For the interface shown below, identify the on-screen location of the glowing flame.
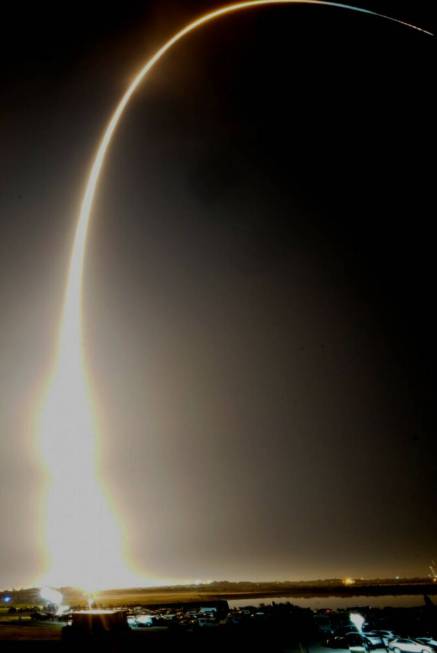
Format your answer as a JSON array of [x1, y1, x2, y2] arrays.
[[35, 1, 431, 592], [36, 319, 139, 589]]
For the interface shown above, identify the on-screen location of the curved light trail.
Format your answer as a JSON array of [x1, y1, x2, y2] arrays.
[[36, 1, 432, 591]]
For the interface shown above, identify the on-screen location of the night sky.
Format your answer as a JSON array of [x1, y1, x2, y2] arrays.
[[0, 1, 435, 589]]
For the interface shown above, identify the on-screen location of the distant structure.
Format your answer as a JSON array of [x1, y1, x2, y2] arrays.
[[429, 561, 437, 582], [62, 609, 128, 641]]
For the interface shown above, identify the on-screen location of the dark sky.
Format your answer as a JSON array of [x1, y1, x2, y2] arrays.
[[0, 1, 435, 588]]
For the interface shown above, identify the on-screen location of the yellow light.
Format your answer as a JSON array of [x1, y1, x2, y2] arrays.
[[343, 577, 356, 585], [35, 1, 431, 592]]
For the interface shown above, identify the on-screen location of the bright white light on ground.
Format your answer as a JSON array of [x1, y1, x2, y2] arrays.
[[39, 587, 71, 616], [350, 612, 365, 633], [136, 615, 154, 626], [40, 586, 63, 606]]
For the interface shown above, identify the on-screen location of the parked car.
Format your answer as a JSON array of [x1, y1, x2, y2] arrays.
[[363, 631, 386, 649], [342, 631, 366, 640], [346, 634, 371, 653], [388, 638, 434, 653], [372, 630, 397, 646], [326, 636, 350, 648], [415, 639, 437, 651], [325, 634, 370, 651]]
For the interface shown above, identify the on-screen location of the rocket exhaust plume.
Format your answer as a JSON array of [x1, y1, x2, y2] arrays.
[[35, 1, 432, 591]]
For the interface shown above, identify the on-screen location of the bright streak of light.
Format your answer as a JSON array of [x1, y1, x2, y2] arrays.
[[35, 1, 432, 592], [350, 612, 365, 633], [66, 1, 433, 351]]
